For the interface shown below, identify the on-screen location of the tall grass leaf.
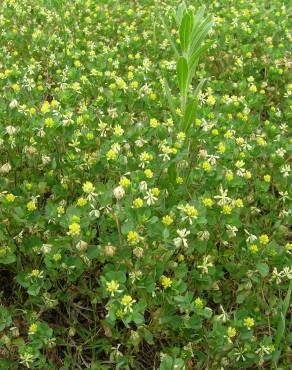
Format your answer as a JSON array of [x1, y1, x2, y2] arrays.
[[177, 56, 189, 96], [181, 100, 196, 132], [179, 12, 194, 54], [175, 2, 187, 26], [163, 78, 177, 119], [189, 18, 213, 57]]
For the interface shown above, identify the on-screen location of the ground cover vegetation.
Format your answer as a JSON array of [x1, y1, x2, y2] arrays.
[[0, 0, 291, 369]]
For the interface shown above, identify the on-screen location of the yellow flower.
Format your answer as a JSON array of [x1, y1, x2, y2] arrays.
[[249, 244, 258, 253], [82, 181, 94, 194], [28, 323, 38, 335], [177, 132, 186, 141], [53, 253, 61, 262], [202, 161, 212, 172], [77, 197, 87, 207], [6, 193, 16, 202], [130, 81, 138, 89], [68, 223, 81, 236], [160, 276, 172, 289], [207, 95, 216, 106], [212, 129, 219, 136], [235, 198, 243, 208], [162, 215, 173, 226], [133, 198, 143, 208], [127, 231, 139, 245], [116, 309, 125, 318], [225, 171, 233, 181], [26, 201, 37, 212], [119, 176, 131, 188], [264, 175, 271, 182], [113, 125, 124, 136], [44, 117, 54, 127], [259, 234, 269, 245], [176, 176, 183, 184], [177, 254, 185, 262], [227, 326, 236, 338], [202, 198, 214, 207], [244, 317, 255, 329], [106, 280, 120, 296], [217, 142, 226, 154], [185, 204, 198, 218], [149, 118, 159, 128], [249, 84, 257, 93], [121, 295, 135, 311], [244, 170, 252, 179], [57, 206, 65, 215], [144, 169, 153, 178], [12, 83, 20, 92], [194, 297, 204, 308], [30, 269, 42, 278], [257, 137, 266, 146], [151, 187, 160, 196], [106, 149, 118, 160], [41, 101, 50, 114], [222, 204, 232, 215], [117, 78, 127, 89]]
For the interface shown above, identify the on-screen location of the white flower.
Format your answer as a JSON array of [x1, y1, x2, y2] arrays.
[[113, 185, 125, 200], [280, 164, 290, 177], [197, 255, 213, 274], [207, 154, 219, 165], [197, 230, 210, 241], [214, 185, 231, 206], [244, 229, 257, 243], [6, 126, 17, 135], [139, 181, 148, 191], [226, 225, 238, 238], [9, 99, 18, 108], [0, 162, 12, 174], [173, 229, 190, 248], [144, 190, 157, 205]]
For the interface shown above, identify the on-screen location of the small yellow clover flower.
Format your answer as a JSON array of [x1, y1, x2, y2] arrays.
[[160, 276, 173, 289], [244, 317, 255, 329], [68, 223, 81, 236], [82, 181, 94, 194]]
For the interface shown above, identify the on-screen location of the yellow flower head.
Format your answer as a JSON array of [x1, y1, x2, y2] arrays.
[[127, 231, 139, 245], [119, 176, 131, 188], [222, 204, 232, 215], [160, 276, 172, 289], [68, 223, 81, 236], [133, 198, 143, 208], [259, 234, 269, 245], [28, 323, 38, 335], [162, 215, 173, 226], [26, 201, 37, 212], [227, 326, 236, 338], [202, 198, 214, 207], [6, 193, 16, 202], [244, 317, 255, 329], [82, 181, 94, 194], [106, 280, 120, 296]]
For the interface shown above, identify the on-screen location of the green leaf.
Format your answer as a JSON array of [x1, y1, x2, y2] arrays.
[[177, 56, 189, 96], [181, 100, 196, 132], [256, 262, 269, 277], [162, 77, 177, 119], [179, 11, 194, 54], [175, 2, 187, 26], [189, 17, 213, 57]]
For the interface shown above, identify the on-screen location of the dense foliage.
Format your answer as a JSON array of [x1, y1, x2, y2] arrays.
[[0, 0, 291, 369]]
